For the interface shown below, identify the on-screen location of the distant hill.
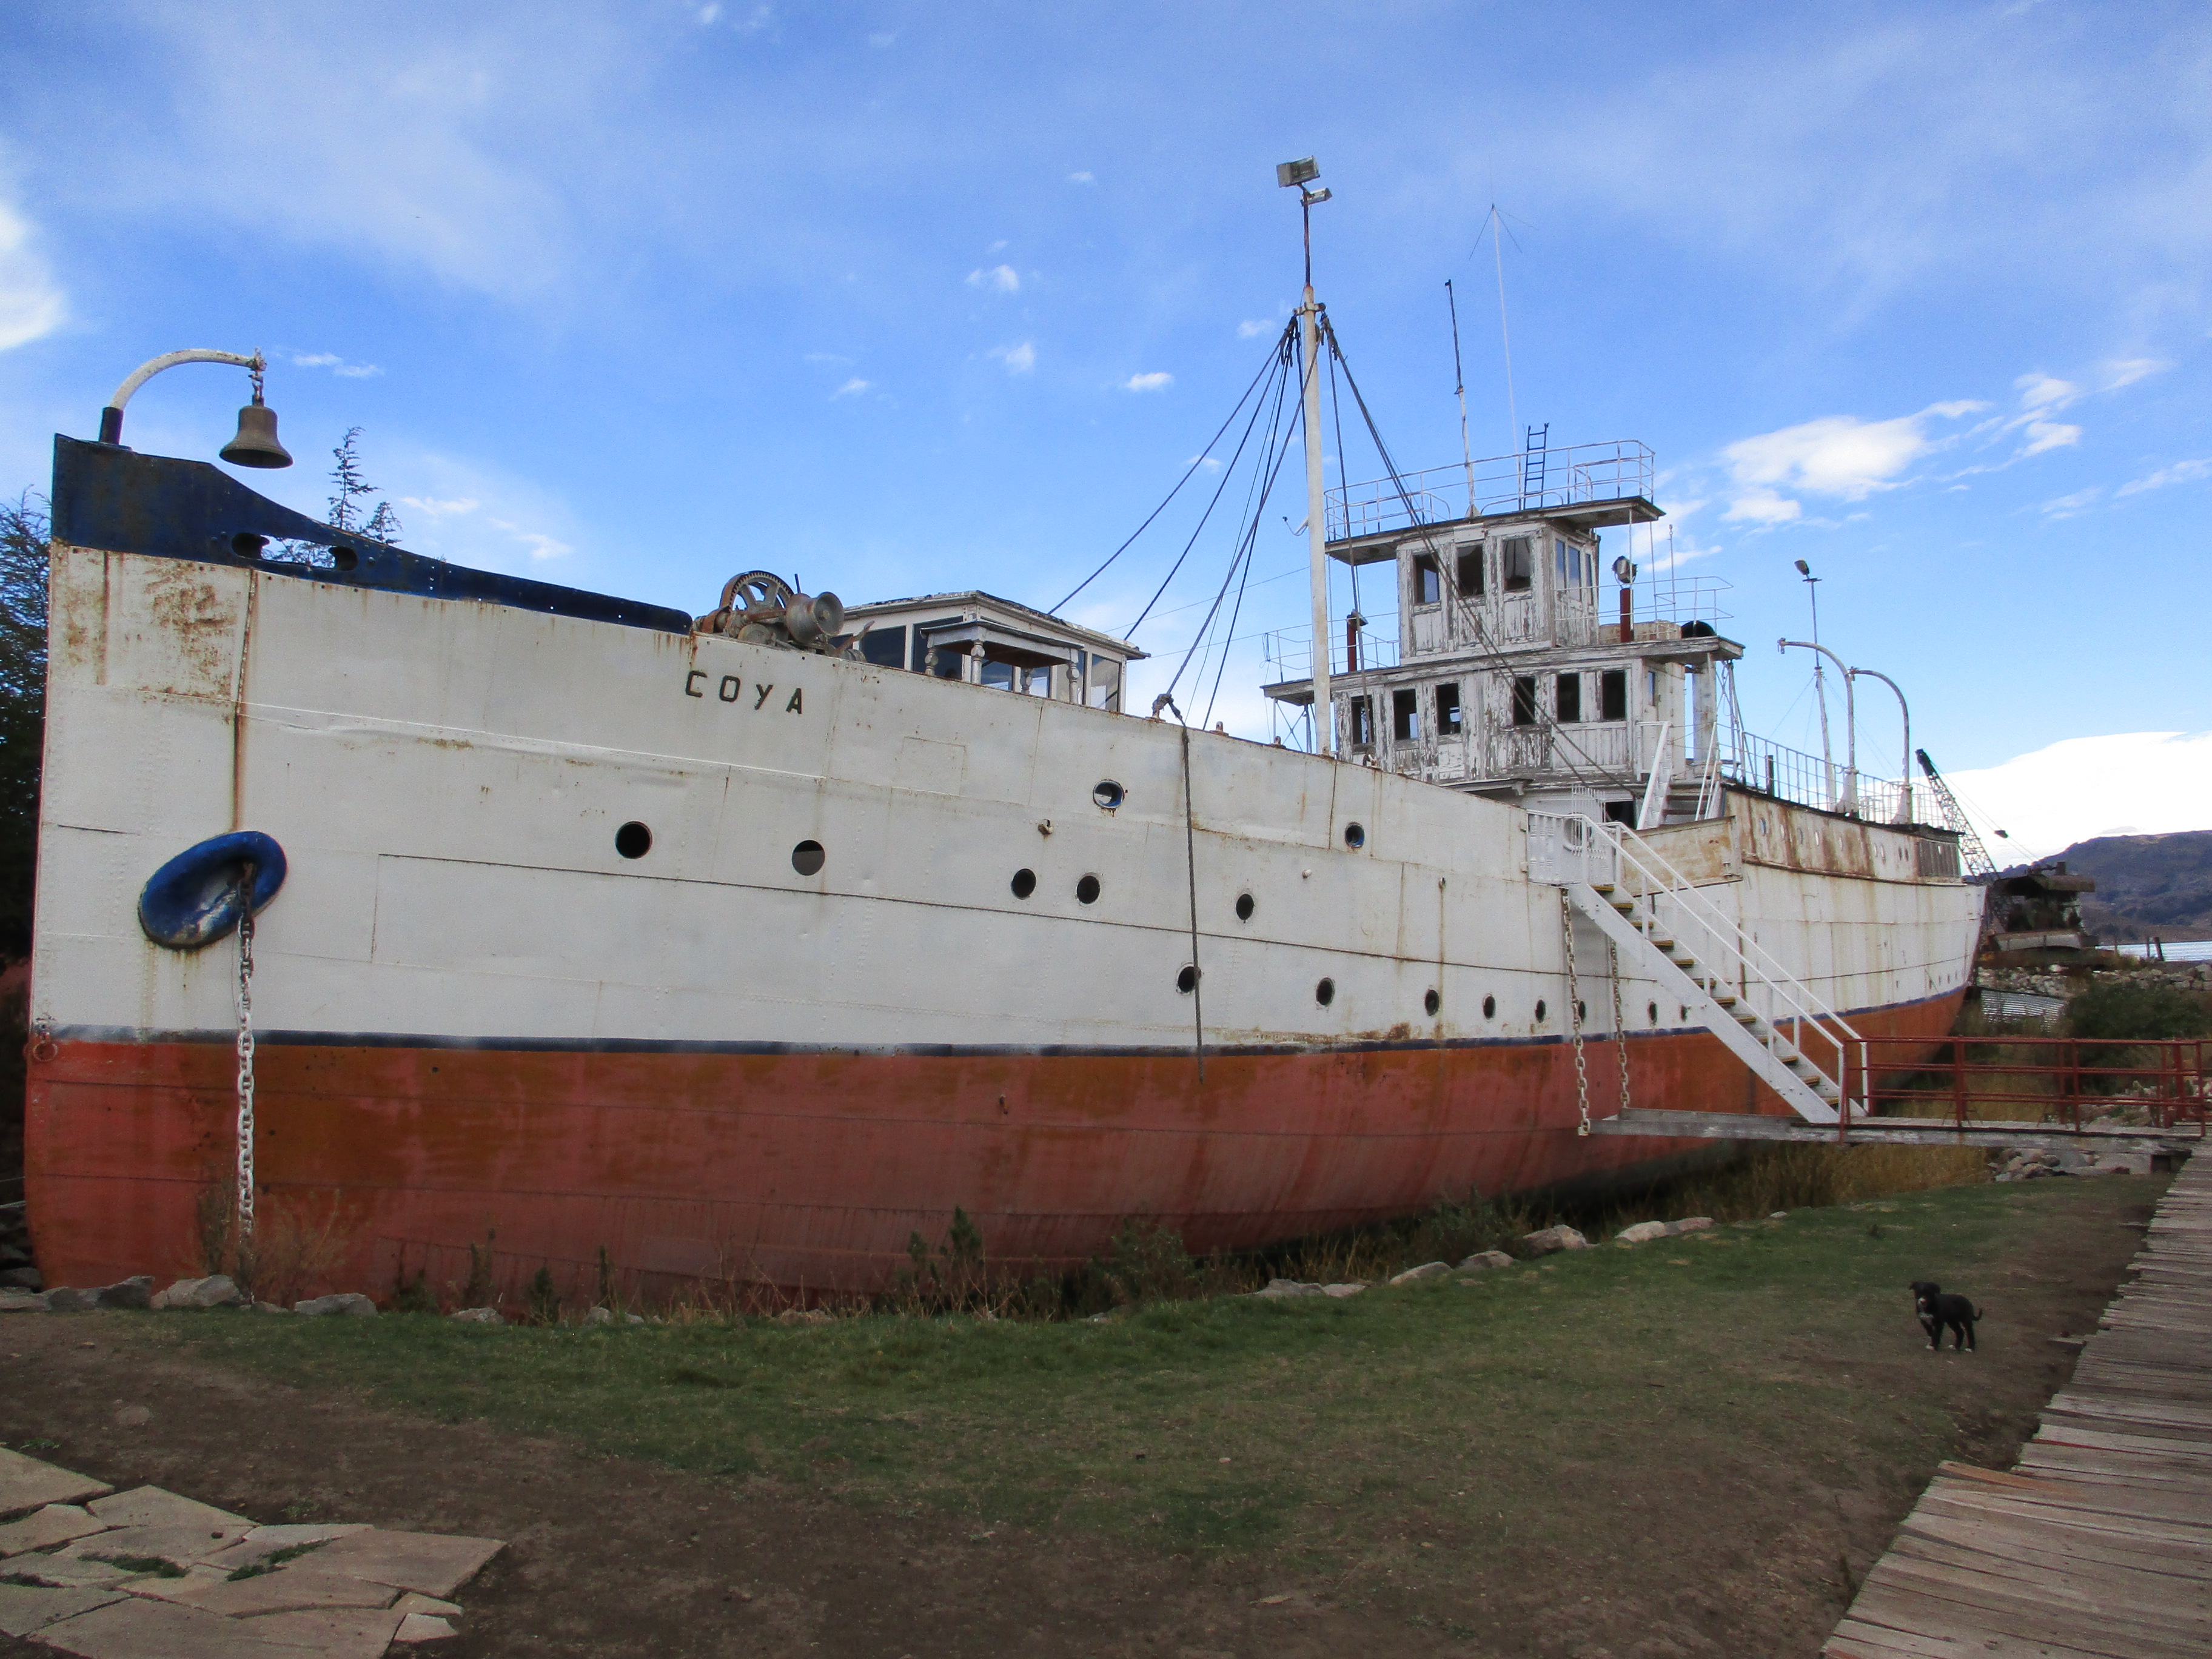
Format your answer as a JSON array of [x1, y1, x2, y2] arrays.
[[2006, 830, 2212, 944]]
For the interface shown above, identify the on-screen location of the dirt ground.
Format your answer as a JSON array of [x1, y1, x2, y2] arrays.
[[0, 1177, 2161, 1659]]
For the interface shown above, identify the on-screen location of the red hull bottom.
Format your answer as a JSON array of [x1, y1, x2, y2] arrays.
[[26, 994, 1965, 1301]]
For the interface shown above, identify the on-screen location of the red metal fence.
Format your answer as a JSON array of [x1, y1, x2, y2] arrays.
[[1843, 1036, 2210, 1135]]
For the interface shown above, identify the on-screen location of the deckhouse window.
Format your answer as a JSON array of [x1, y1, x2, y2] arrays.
[[1088, 657, 1122, 711], [1456, 546, 1484, 597], [1555, 672, 1581, 723], [1392, 688, 1419, 742], [1501, 536, 1532, 592], [1413, 554, 1441, 606], [1511, 675, 1538, 726], [1436, 682, 1463, 734], [1600, 668, 1627, 722], [1348, 695, 1375, 746], [858, 625, 907, 669]]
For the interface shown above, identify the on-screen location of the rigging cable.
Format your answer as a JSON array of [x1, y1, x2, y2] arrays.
[[1053, 322, 1295, 617]]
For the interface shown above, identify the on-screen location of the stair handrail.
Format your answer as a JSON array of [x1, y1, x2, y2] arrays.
[[1535, 810, 1863, 1096], [1597, 814, 1864, 1090]]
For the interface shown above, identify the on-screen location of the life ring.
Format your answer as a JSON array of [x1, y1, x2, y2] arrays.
[[137, 830, 287, 950]]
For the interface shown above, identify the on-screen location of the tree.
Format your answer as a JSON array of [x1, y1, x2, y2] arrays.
[[0, 495, 49, 963], [326, 427, 401, 543]]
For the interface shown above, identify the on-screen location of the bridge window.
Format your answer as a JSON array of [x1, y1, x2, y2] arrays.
[[1556, 673, 1581, 723], [1393, 688, 1419, 741], [1501, 537, 1532, 592], [858, 625, 906, 668], [1436, 682, 1462, 734], [1413, 554, 1441, 606], [1600, 669, 1627, 721], [1456, 546, 1484, 597], [1511, 675, 1537, 727], [1347, 695, 1374, 746]]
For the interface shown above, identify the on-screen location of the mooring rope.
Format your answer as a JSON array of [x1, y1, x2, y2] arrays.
[[235, 864, 258, 1241]]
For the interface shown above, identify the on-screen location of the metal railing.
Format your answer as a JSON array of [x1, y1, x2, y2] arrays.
[[1327, 440, 1656, 541], [1843, 1036, 2210, 1137], [1530, 811, 1864, 1097], [1721, 729, 1917, 825]]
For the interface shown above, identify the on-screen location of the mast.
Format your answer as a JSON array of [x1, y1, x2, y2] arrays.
[[1279, 158, 1334, 754]]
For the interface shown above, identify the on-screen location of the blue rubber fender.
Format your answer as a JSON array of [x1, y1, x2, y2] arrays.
[[136, 830, 287, 950]]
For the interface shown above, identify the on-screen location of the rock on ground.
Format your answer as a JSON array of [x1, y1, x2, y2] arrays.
[[1456, 1251, 1515, 1272], [1388, 1262, 1452, 1285], [293, 1293, 378, 1318], [151, 1276, 246, 1311], [1253, 1279, 1324, 1299], [1615, 1221, 1671, 1245], [1521, 1225, 1589, 1256], [449, 1307, 502, 1324]]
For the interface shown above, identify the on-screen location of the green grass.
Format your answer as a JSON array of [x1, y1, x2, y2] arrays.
[[176, 1178, 2133, 1572]]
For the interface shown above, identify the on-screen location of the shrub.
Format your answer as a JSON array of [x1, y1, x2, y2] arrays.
[[2066, 980, 2212, 1042]]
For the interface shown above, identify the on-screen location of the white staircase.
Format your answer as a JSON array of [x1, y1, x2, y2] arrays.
[[1529, 813, 1858, 1125]]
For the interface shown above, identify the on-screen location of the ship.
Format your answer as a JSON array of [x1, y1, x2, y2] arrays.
[[22, 238, 1982, 1304]]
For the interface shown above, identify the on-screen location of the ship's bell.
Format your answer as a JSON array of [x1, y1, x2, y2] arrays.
[[219, 398, 293, 469]]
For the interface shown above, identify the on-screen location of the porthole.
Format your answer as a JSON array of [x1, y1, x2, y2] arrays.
[[615, 821, 652, 860], [1234, 893, 1255, 922], [330, 545, 359, 572], [1424, 988, 1441, 1017], [1093, 780, 1125, 811], [1011, 868, 1037, 899], [1535, 999, 1547, 1023], [1343, 822, 1366, 850], [1315, 977, 1336, 1007], [791, 839, 826, 876], [1483, 994, 1496, 1020], [1076, 874, 1101, 905], [1648, 1000, 1660, 1025], [1177, 965, 1199, 994]]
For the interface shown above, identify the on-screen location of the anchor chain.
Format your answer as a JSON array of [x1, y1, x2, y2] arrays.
[[1561, 891, 1590, 1137], [234, 866, 257, 1242], [1609, 939, 1632, 1117]]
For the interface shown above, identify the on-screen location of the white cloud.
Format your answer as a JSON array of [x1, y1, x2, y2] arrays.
[[967, 264, 1019, 293], [697, 4, 722, 22], [1067, 171, 1094, 184], [1721, 400, 1982, 520], [1187, 455, 1223, 472], [397, 495, 481, 518], [1236, 319, 1275, 338], [866, 31, 894, 47], [2017, 418, 2079, 457], [1722, 488, 1801, 525], [0, 201, 65, 352], [831, 377, 871, 398], [989, 341, 1034, 374], [1942, 732, 2212, 863], [289, 350, 382, 380], [2013, 372, 2079, 413], [2039, 485, 2102, 518], [2116, 457, 2212, 498], [803, 351, 851, 366], [2102, 358, 2168, 391], [1122, 371, 1172, 393]]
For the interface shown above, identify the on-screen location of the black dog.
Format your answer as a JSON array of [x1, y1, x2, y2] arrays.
[[1910, 1281, 1982, 1352]]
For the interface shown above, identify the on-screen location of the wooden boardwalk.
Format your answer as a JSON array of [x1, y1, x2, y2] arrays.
[[1825, 1154, 2211, 1659]]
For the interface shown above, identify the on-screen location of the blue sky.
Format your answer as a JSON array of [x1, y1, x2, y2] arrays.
[[1, 1, 2205, 853]]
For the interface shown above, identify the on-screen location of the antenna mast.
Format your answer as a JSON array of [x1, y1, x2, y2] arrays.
[[1446, 278, 1475, 514], [1487, 205, 1518, 453], [1278, 157, 1335, 756]]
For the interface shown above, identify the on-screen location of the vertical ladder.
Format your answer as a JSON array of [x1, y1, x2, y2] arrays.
[[1528, 811, 1861, 1124], [1520, 423, 1549, 506]]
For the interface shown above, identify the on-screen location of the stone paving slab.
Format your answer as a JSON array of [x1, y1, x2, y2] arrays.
[[306, 1530, 503, 1599], [104, 1565, 229, 1607], [83, 1486, 250, 1533], [2, 1552, 143, 1590], [0, 1505, 106, 1558], [203, 1523, 370, 1574], [164, 1565, 401, 1617], [389, 1592, 458, 1619], [0, 1450, 112, 1520], [390, 1611, 456, 1644], [0, 1585, 126, 1640], [69, 1519, 256, 1567], [248, 1606, 409, 1657], [35, 1592, 304, 1658]]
